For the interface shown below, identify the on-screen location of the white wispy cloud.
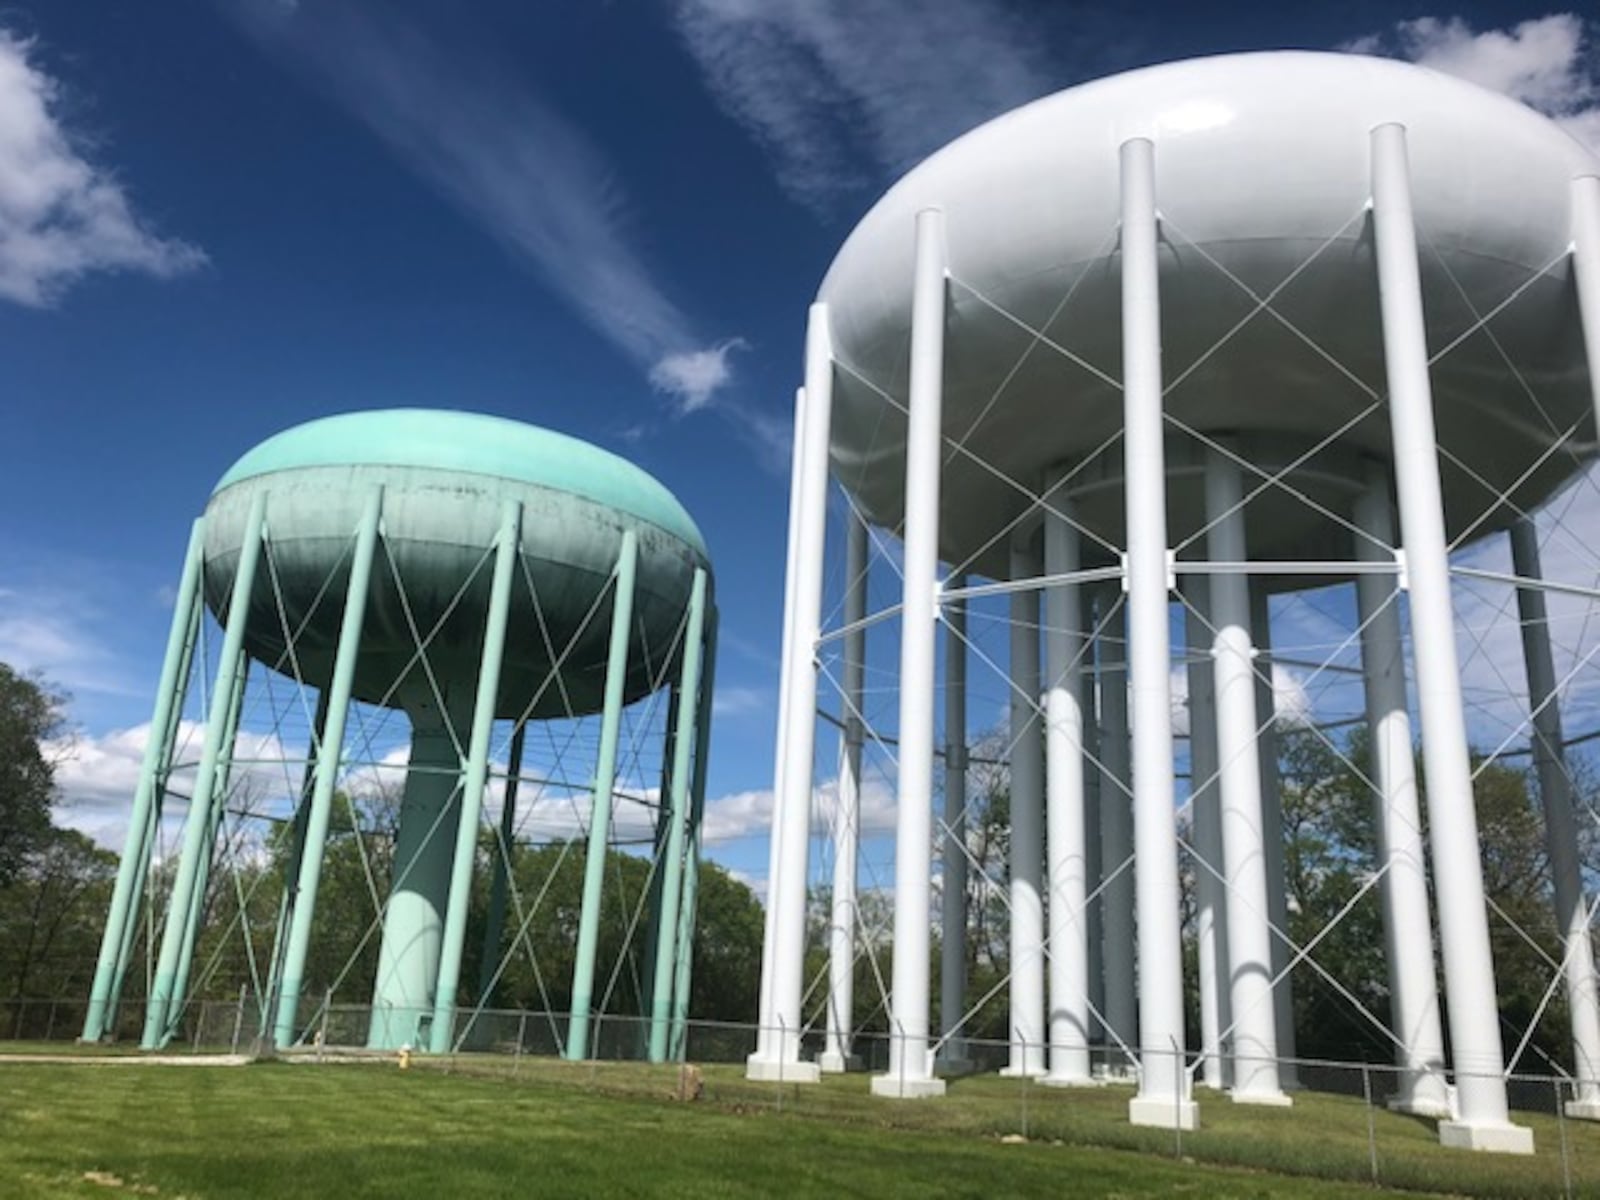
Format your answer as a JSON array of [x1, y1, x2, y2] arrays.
[[1343, 13, 1600, 152], [701, 772, 897, 844], [0, 28, 205, 305], [229, 0, 742, 413], [0, 574, 145, 701], [670, 0, 1051, 213]]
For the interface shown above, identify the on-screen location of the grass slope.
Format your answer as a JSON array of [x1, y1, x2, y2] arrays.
[[0, 1061, 1439, 1199]]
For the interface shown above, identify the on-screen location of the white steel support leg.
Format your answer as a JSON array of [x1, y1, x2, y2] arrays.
[[1185, 587, 1231, 1091], [1085, 710, 1105, 1055], [1353, 465, 1451, 1118], [1002, 539, 1047, 1081], [755, 385, 809, 1063], [872, 209, 948, 1099], [1510, 518, 1600, 1119], [1574, 175, 1600, 431], [1120, 137, 1197, 1131], [1043, 483, 1094, 1086], [1371, 122, 1531, 1153], [1097, 587, 1136, 1065], [1204, 448, 1288, 1106], [821, 513, 868, 1074], [749, 307, 835, 1086], [1250, 583, 1298, 1090], [938, 574, 971, 1073]]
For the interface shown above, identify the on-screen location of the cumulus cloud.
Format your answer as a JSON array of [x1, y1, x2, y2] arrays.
[[1344, 13, 1600, 151], [649, 339, 748, 414], [0, 29, 204, 305], [670, 0, 1051, 213], [701, 772, 896, 844], [229, 0, 741, 411]]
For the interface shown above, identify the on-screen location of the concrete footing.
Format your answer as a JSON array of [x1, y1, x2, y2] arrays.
[[1438, 1120, 1535, 1155], [870, 1073, 948, 1099], [744, 1056, 821, 1084], [1129, 1096, 1200, 1131]]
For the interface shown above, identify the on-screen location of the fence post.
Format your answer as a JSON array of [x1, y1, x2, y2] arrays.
[[231, 984, 246, 1055], [191, 1001, 203, 1053], [317, 989, 331, 1063], [1362, 1063, 1379, 1187], [44, 1001, 57, 1043], [1556, 1078, 1573, 1200], [514, 1011, 527, 1078], [1172, 1038, 1182, 1160], [777, 1015, 786, 1114]]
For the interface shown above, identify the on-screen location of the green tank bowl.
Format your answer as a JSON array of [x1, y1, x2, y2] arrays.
[[201, 409, 711, 719]]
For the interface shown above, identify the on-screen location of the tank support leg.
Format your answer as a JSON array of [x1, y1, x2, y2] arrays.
[[83, 518, 205, 1043], [1097, 587, 1136, 1064], [871, 207, 949, 1099], [934, 567, 968, 1074], [669, 608, 718, 1062], [272, 486, 384, 1048], [1044, 484, 1093, 1086], [1204, 447, 1287, 1105], [567, 529, 640, 1061], [143, 492, 267, 1050], [1371, 122, 1530, 1154], [1510, 519, 1600, 1118], [430, 499, 524, 1054], [821, 517, 867, 1074], [647, 568, 710, 1062], [1120, 135, 1197, 1131], [747, 305, 833, 1084], [1003, 540, 1045, 1080], [1186, 584, 1230, 1091], [1251, 583, 1297, 1090]]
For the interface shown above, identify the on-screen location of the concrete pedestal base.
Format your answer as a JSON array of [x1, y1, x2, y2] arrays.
[[999, 1064, 1048, 1079], [817, 1051, 860, 1074], [871, 1073, 947, 1099], [1129, 1095, 1200, 1131], [744, 1055, 821, 1084], [1232, 1089, 1294, 1108], [1565, 1098, 1600, 1122], [1438, 1120, 1535, 1155]]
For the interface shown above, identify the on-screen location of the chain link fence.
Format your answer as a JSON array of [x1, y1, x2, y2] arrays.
[[6, 998, 1600, 1197]]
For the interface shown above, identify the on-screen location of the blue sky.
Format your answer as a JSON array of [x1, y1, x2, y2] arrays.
[[2, 2, 1598, 895]]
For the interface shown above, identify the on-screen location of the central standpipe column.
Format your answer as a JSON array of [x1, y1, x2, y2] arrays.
[[647, 568, 711, 1063], [84, 517, 206, 1043], [1371, 122, 1531, 1153], [872, 207, 948, 1098], [748, 306, 833, 1084], [1511, 519, 1600, 1118], [430, 500, 524, 1054], [822, 515, 867, 1073], [1043, 484, 1094, 1086], [1353, 466, 1450, 1117], [276, 489, 383, 1047], [142, 490, 267, 1050], [937, 574, 971, 1072], [567, 530, 640, 1061], [1204, 448, 1288, 1105], [1186, 587, 1231, 1090], [1120, 136, 1197, 1130], [1004, 541, 1047, 1079], [1097, 587, 1137, 1063]]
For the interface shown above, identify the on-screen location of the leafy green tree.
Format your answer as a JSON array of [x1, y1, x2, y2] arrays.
[[0, 665, 62, 888]]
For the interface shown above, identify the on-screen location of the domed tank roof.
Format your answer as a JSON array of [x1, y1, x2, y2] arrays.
[[202, 409, 710, 719], [819, 51, 1600, 578], [215, 408, 707, 560]]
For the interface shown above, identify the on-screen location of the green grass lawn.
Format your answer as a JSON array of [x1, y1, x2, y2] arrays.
[[0, 1059, 1468, 1199]]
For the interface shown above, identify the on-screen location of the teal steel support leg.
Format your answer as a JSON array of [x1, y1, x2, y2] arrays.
[[475, 723, 526, 1006], [111, 596, 203, 1033], [638, 685, 682, 1051], [143, 494, 267, 1049], [168, 649, 249, 1034], [670, 607, 717, 1063], [566, 530, 640, 1061], [272, 487, 383, 1048], [647, 569, 709, 1063], [430, 500, 524, 1054], [262, 691, 329, 1040], [84, 518, 206, 1042]]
